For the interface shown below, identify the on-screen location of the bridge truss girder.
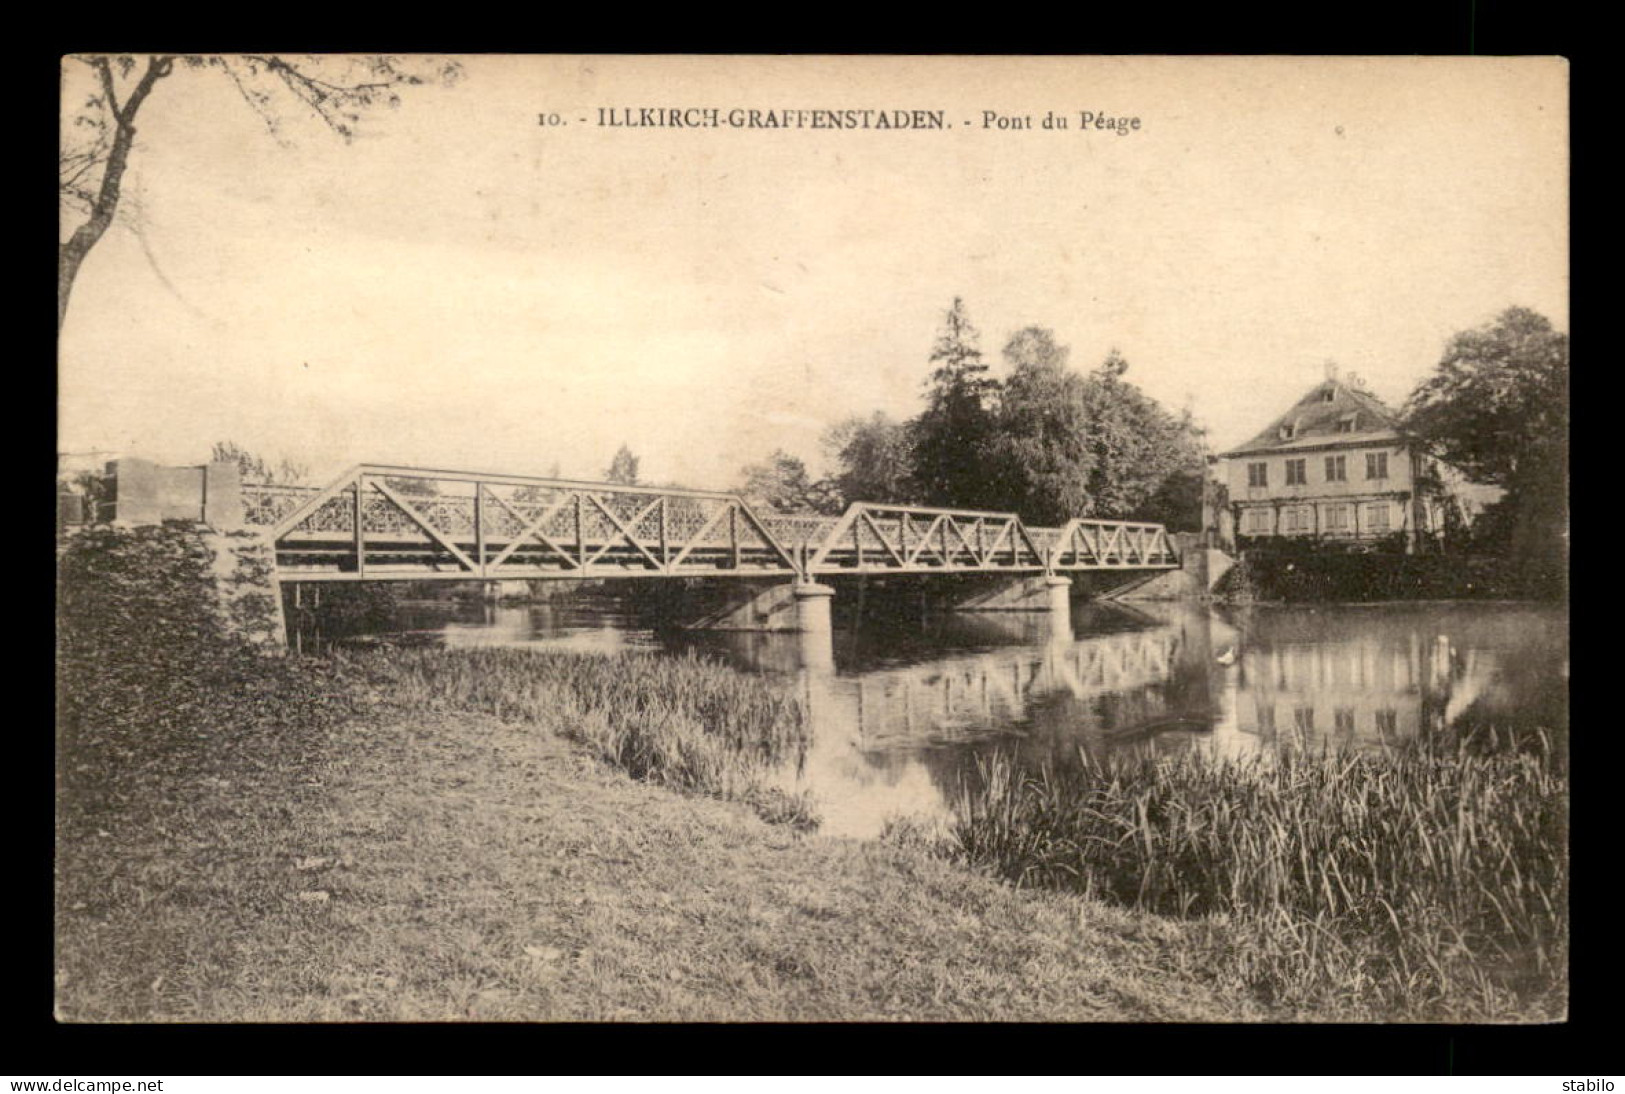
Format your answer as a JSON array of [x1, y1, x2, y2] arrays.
[[246, 465, 1179, 582]]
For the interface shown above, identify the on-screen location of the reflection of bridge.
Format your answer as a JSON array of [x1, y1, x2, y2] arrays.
[[826, 627, 1184, 747], [786, 620, 1203, 836], [244, 464, 1179, 582]]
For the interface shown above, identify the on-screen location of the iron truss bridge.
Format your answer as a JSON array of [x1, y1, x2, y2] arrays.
[[244, 464, 1180, 582]]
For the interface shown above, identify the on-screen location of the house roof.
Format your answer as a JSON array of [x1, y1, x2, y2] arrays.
[[1220, 379, 1406, 458]]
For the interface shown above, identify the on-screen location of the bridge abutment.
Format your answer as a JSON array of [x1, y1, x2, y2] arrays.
[[108, 457, 247, 529], [1108, 532, 1235, 600]]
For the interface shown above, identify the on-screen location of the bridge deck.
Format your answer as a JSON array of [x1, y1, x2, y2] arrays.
[[246, 465, 1180, 582]]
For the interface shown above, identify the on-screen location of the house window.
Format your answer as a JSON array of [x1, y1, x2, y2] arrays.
[[1334, 708, 1356, 736], [1294, 706, 1315, 733], [1245, 508, 1272, 534], [1247, 462, 1268, 488], [1322, 387, 1336, 403], [1279, 422, 1296, 440], [1281, 506, 1314, 533], [1365, 503, 1390, 531], [1375, 708, 1398, 738], [1285, 458, 1307, 485], [1335, 414, 1357, 433], [1325, 504, 1350, 531], [1324, 455, 1346, 482], [1366, 451, 1388, 480]]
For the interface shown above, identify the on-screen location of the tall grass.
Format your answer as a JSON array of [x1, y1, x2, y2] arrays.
[[948, 743, 1567, 1020], [342, 647, 817, 828]]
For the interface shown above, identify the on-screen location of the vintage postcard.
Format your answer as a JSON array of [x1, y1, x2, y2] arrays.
[[56, 55, 1568, 1025]]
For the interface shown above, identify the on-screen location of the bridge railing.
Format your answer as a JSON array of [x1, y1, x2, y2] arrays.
[[757, 513, 842, 555]]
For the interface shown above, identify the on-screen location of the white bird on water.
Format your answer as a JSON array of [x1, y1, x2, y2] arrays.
[[1215, 646, 1237, 665]]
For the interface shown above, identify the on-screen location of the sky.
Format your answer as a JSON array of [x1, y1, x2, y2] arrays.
[[58, 55, 1568, 490]]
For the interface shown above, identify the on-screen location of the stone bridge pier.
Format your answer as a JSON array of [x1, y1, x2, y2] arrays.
[[678, 579, 839, 671]]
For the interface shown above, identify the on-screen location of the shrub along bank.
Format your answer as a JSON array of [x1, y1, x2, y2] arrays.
[[1217, 538, 1534, 603]]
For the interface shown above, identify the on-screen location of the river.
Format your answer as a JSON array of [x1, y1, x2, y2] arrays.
[[292, 590, 1569, 839]]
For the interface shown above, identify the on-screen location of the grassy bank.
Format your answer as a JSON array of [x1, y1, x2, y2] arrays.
[[341, 646, 818, 828], [56, 701, 1258, 1022], [56, 621, 1249, 1015], [56, 526, 1256, 1020], [946, 746, 1567, 1021]]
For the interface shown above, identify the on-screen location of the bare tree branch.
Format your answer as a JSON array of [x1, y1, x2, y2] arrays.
[[218, 56, 284, 140], [59, 54, 174, 330], [58, 53, 460, 331]]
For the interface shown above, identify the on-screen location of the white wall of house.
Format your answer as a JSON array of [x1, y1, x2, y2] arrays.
[[1222, 441, 1417, 542]]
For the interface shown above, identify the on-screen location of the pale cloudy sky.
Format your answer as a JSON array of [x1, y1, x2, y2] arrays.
[[58, 55, 1567, 489]]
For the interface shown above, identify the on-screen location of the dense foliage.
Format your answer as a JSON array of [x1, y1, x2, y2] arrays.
[[56, 524, 357, 818], [1403, 307, 1568, 594], [347, 646, 816, 828], [820, 412, 913, 507], [817, 300, 1207, 528], [1221, 535, 1527, 601], [907, 297, 1004, 510], [734, 449, 842, 514]]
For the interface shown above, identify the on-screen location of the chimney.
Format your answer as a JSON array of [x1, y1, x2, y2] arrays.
[[1323, 360, 1339, 382]]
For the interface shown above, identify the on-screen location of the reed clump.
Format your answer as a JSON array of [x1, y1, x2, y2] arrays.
[[343, 647, 817, 829], [947, 743, 1567, 1020]]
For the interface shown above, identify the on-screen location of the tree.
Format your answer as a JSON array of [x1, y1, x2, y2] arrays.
[[210, 440, 308, 485], [985, 338, 1207, 527], [1002, 325, 1071, 375], [821, 412, 913, 507], [908, 297, 1001, 509], [985, 328, 1094, 523], [736, 450, 841, 513], [1403, 306, 1569, 588], [1075, 349, 1205, 522], [382, 476, 440, 498], [59, 53, 461, 330], [605, 444, 641, 485]]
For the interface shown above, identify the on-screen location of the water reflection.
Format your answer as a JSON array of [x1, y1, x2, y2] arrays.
[[1206, 604, 1568, 763], [293, 591, 1568, 839]]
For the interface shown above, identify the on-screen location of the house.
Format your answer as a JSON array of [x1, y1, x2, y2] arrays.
[[1211, 367, 1500, 553]]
